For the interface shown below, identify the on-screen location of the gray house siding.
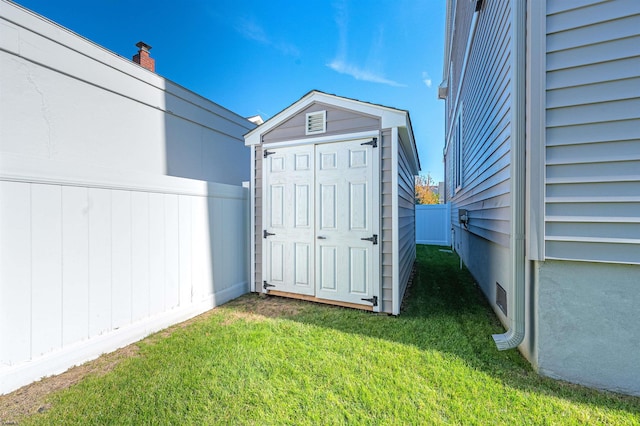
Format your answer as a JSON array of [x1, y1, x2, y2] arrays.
[[533, 0, 640, 396], [446, 1, 475, 121], [446, 0, 513, 307], [442, 0, 640, 396], [544, 0, 640, 264]]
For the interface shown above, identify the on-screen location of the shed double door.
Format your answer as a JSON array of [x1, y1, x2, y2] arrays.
[[263, 139, 379, 307]]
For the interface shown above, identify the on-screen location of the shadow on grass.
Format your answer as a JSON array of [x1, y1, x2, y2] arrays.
[[227, 245, 640, 416]]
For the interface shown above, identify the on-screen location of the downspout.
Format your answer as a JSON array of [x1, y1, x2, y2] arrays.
[[492, 0, 526, 350]]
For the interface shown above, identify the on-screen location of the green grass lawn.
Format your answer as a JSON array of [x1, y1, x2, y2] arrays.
[[14, 245, 640, 424]]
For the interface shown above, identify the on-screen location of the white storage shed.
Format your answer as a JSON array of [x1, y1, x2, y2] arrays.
[[245, 91, 420, 314]]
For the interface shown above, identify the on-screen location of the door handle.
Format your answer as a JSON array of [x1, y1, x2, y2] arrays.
[[317, 236, 327, 239]]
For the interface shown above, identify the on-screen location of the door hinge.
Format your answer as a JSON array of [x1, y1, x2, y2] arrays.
[[361, 234, 378, 245], [360, 137, 377, 148], [361, 296, 378, 307], [263, 150, 275, 158], [263, 230, 275, 238], [263, 281, 275, 290]]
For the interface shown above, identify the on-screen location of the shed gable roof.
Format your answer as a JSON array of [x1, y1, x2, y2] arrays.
[[245, 90, 420, 172]]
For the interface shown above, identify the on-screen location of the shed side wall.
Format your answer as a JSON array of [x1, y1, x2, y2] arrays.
[[397, 133, 417, 308], [544, 0, 640, 264], [254, 145, 263, 290]]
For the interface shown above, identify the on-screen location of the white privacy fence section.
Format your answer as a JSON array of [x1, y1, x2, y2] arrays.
[[0, 156, 249, 395], [416, 204, 451, 246]]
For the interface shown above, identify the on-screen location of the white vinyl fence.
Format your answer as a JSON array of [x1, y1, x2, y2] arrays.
[[416, 204, 451, 246], [0, 159, 249, 395]]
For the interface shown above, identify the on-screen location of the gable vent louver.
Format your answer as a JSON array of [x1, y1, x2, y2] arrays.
[[305, 110, 326, 135]]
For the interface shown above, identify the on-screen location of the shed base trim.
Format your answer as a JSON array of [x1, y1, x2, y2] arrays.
[[264, 290, 374, 312]]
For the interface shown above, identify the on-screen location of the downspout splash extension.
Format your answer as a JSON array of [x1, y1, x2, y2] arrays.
[[492, 0, 526, 351]]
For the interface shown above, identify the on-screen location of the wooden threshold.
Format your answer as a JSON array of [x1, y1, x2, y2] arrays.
[[266, 290, 373, 312]]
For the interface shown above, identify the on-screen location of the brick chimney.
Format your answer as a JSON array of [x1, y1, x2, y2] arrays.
[[132, 41, 155, 72]]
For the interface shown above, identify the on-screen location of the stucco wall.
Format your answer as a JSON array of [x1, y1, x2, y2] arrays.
[[535, 260, 640, 396]]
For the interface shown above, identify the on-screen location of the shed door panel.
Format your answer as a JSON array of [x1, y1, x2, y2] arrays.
[[315, 140, 375, 304], [263, 145, 315, 295], [262, 139, 377, 307]]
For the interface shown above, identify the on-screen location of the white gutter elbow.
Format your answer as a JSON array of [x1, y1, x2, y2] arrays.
[[493, 327, 525, 351]]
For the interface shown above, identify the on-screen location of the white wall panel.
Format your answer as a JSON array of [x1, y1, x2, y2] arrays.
[[131, 192, 150, 321], [61, 186, 89, 345], [148, 193, 166, 315], [178, 195, 193, 305], [416, 204, 452, 246], [191, 196, 211, 300], [164, 194, 180, 309], [31, 184, 63, 357], [111, 190, 132, 329], [0, 181, 31, 364], [88, 188, 112, 336], [210, 197, 224, 293]]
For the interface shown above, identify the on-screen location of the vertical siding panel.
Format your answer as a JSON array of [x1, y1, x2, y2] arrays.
[[131, 191, 150, 320], [164, 194, 180, 309], [210, 196, 224, 293], [88, 187, 112, 336], [111, 190, 132, 329], [61, 186, 89, 345], [148, 193, 166, 314], [191, 195, 210, 300], [178, 195, 192, 306], [31, 184, 63, 357], [0, 182, 32, 364], [232, 196, 248, 288]]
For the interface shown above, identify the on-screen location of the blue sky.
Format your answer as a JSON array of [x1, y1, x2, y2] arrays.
[[15, 0, 446, 182]]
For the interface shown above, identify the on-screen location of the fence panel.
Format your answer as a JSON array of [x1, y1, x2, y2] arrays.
[[0, 163, 249, 395], [416, 204, 451, 246]]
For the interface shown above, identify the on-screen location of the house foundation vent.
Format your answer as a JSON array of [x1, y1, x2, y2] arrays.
[[496, 282, 507, 315]]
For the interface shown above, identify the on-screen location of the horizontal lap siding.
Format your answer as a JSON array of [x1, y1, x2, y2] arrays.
[[450, 0, 512, 248], [397, 136, 416, 306], [448, 3, 475, 119], [545, 0, 640, 264], [262, 102, 379, 144]]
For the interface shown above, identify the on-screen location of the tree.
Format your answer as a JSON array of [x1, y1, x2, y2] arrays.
[[415, 173, 439, 205]]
